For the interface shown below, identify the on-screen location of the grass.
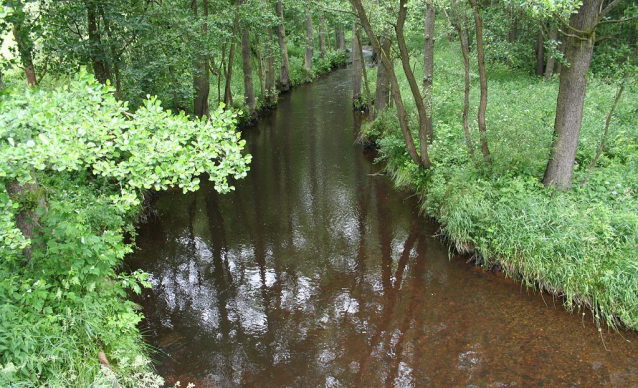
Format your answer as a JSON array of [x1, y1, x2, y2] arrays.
[[363, 38, 638, 331]]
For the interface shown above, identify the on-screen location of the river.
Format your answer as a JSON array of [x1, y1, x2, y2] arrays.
[[126, 67, 638, 387]]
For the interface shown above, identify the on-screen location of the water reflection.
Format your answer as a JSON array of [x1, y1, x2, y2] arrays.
[[128, 68, 638, 387]]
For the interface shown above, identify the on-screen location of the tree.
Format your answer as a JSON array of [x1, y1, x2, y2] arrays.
[[192, 0, 211, 119], [276, 1, 291, 91], [542, 0, 622, 189], [469, 0, 491, 162], [351, 0, 431, 168]]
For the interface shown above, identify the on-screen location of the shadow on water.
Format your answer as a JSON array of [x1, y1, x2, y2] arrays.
[[127, 67, 638, 387]]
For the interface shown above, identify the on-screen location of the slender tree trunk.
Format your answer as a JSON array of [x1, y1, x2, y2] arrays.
[[629, 24, 635, 47], [338, 27, 346, 51], [86, 1, 111, 85], [276, 1, 291, 91], [544, 25, 557, 80], [470, 0, 491, 162], [224, 2, 240, 106], [0, 68, 4, 89], [555, 36, 566, 75], [543, 0, 607, 189], [12, 21, 36, 87], [351, 0, 427, 168], [373, 32, 391, 118], [507, 15, 517, 43], [455, 20, 475, 156], [99, 5, 122, 98], [241, 28, 256, 119], [396, 0, 432, 165], [304, 9, 314, 74], [254, 34, 266, 101], [356, 30, 372, 110], [192, 0, 210, 119], [318, 14, 327, 59], [423, 0, 435, 142], [352, 22, 363, 105], [582, 47, 636, 187], [535, 27, 545, 76], [262, 21, 277, 105]]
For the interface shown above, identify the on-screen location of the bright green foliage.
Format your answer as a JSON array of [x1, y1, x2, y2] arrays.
[[365, 39, 638, 330], [0, 70, 250, 386]]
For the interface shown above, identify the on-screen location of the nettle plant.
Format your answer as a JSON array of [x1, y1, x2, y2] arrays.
[[0, 69, 251, 385]]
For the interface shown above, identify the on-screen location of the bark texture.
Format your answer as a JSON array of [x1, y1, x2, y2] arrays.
[[543, 0, 606, 189], [352, 22, 363, 105], [544, 25, 557, 80], [224, 2, 241, 106], [373, 33, 391, 118], [276, 1, 291, 91], [86, 1, 111, 85], [192, 0, 210, 119], [535, 27, 545, 76], [6, 174, 47, 263], [304, 10, 314, 74], [422, 0, 435, 142], [241, 28, 256, 118], [470, 0, 491, 161]]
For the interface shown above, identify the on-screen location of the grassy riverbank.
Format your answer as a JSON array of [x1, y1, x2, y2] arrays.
[[362, 39, 638, 330]]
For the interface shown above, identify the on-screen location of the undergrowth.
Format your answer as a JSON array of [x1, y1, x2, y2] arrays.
[[364, 38, 638, 331]]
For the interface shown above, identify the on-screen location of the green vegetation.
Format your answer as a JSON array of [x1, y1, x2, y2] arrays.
[[362, 37, 638, 330], [0, 71, 250, 386]]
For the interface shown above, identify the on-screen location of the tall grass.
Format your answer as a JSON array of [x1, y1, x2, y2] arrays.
[[365, 38, 638, 330]]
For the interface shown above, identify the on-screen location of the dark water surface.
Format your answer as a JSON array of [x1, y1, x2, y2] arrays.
[[127, 68, 638, 387]]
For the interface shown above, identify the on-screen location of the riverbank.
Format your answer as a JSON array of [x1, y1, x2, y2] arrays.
[[362, 39, 638, 330]]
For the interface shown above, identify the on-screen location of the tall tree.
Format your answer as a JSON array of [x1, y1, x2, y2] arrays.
[[276, 1, 291, 91], [8, 2, 37, 86], [422, 0, 435, 142], [351, 0, 430, 168], [304, 6, 314, 74], [372, 31, 392, 118], [241, 28, 256, 118], [352, 22, 363, 105], [192, 0, 210, 119], [224, 1, 241, 106], [542, 0, 621, 189], [469, 0, 491, 162]]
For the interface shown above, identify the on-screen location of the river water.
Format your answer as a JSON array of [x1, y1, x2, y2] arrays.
[[127, 67, 638, 387]]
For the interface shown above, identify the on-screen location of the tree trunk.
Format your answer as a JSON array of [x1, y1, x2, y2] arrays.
[[507, 15, 517, 43], [351, 0, 426, 168], [535, 27, 545, 76], [373, 32, 391, 118], [98, 4, 122, 98], [276, 1, 291, 91], [224, 2, 240, 107], [12, 23, 36, 87], [543, 0, 606, 189], [454, 19, 475, 156], [6, 173, 47, 263], [352, 22, 363, 105], [470, 0, 491, 162], [544, 25, 557, 80], [241, 28, 256, 119], [254, 34, 266, 101], [555, 36, 566, 75], [304, 10, 314, 74], [263, 28, 277, 105], [318, 14, 327, 59], [423, 0, 435, 142], [629, 24, 635, 47], [396, 0, 432, 164], [192, 0, 210, 119], [86, 1, 111, 85], [356, 30, 372, 110], [0, 68, 3, 89], [338, 27, 346, 51]]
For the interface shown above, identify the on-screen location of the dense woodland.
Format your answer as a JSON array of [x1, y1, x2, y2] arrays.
[[0, 0, 637, 386]]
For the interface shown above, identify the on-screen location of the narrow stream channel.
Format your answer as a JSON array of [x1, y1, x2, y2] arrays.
[[126, 67, 638, 387]]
